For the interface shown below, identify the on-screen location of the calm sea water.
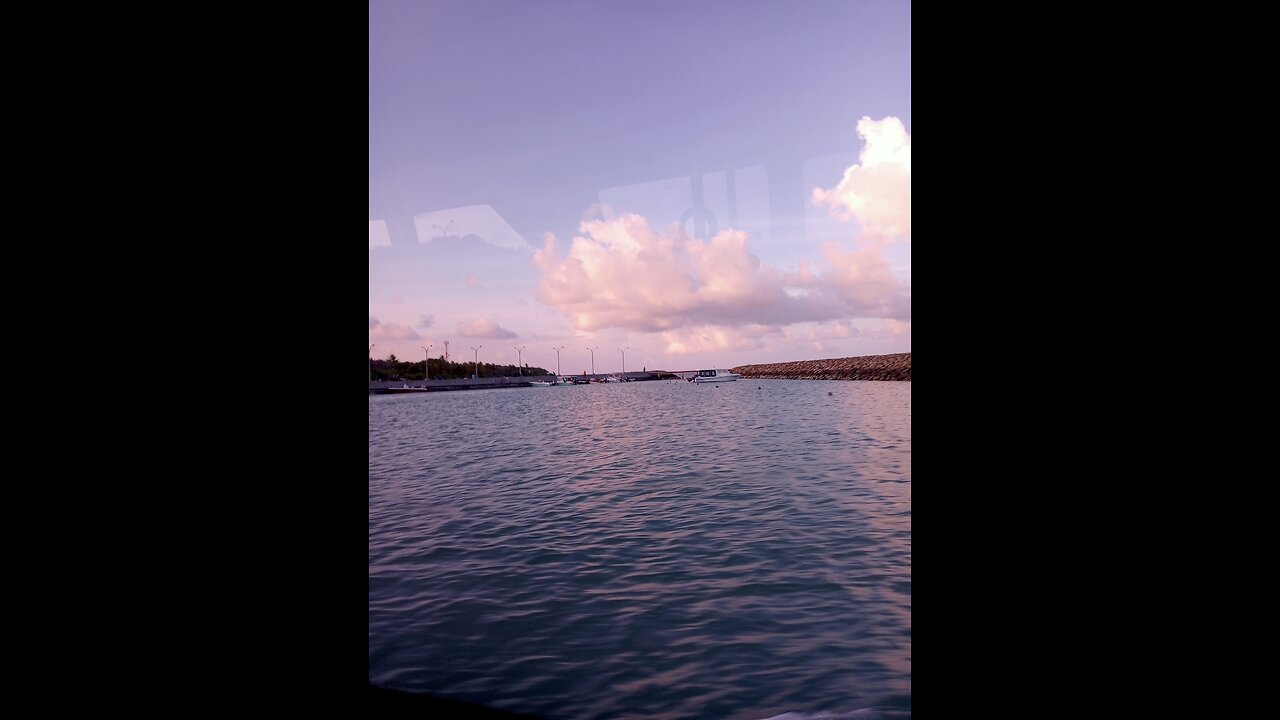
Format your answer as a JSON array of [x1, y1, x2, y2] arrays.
[[369, 379, 911, 720]]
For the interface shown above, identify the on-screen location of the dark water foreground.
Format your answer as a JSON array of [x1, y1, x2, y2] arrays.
[[369, 685, 543, 718], [370, 379, 911, 719]]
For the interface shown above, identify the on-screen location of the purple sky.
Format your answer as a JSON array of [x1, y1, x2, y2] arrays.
[[370, 0, 910, 373]]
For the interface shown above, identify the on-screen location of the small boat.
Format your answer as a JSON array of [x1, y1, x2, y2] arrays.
[[530, 377, 575, 386], [383, 386, 432, 393], [688, 369, 741, 383]]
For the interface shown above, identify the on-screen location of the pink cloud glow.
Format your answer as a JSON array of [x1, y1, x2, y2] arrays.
[[370, 320, 421, 342], [526, 118, 911, 361], [457, 318, 518, 339], [658, 324, 776, 356], [534, 214, 908, 338]]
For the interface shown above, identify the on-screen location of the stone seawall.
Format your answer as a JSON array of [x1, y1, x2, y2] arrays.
[[732, 352, 911, 381]]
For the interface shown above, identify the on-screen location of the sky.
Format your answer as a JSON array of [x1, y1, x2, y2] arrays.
[[370, 0, 910, 374]]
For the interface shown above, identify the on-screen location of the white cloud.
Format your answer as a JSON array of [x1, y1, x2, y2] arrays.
[[811, 116, 911, 243]]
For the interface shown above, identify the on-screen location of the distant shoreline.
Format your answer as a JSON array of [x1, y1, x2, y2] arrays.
[[732, 352, 911, 381]]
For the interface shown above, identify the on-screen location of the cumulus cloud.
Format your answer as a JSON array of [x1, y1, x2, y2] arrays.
[[537, 215, 818, 332], [457, 318, 518, 339], [418, 314, 435, 329], [811, 116, 911, 243], [820, 242, 910, 318], [370, 321, 421, 342], [534, 213, 908, 338]]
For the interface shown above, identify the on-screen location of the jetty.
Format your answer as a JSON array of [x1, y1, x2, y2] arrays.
[[732, 353, 911, 381]]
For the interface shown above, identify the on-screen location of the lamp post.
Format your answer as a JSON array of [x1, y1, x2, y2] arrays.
[[514, 345, 525, 377], [587, 346, 597, 375], [369, 343, 375, 383], [553, 345, 564, 377], [421, 344, 432, 382], [471, 345, 482, 379], [618, 346, 628, 378]]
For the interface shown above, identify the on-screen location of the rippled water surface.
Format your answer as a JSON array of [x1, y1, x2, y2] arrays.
[[369, 379, 910, 719]]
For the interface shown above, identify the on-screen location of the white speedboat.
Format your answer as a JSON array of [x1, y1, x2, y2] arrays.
[[688, 369, 741, 383], [530, 377, 575, 386]]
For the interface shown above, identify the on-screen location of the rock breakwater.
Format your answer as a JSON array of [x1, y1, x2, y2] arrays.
[[732, 352, 911, 381]]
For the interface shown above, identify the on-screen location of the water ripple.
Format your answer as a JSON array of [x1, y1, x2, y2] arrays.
[[371, 379, 911, 719]]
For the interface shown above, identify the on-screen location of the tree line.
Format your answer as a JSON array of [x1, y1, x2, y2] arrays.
[[371, 355, 551, 381]]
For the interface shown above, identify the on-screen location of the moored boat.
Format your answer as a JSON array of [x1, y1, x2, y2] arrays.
[[529, 377, 574, 386], [688, 369, 741, 383]]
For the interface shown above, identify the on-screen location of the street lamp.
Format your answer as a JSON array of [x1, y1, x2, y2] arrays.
[[587, 346, 598, 375], [471, 345, 482, 379], [514, 345, 526, 377], [618, 346, 628, 378], [553, 345, 564, 377], [369, 343, 375, 383], [421, 344, 432, 382]]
